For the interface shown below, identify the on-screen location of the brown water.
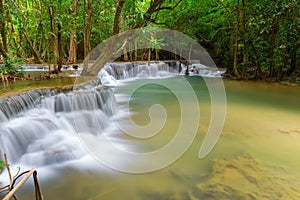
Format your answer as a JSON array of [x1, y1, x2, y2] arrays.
[[12, 77, 300, 199]]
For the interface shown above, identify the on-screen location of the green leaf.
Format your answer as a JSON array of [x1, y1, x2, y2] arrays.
[[0, 160, 8, 167]]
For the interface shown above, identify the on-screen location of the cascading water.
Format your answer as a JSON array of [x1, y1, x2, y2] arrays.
[[0, 90, 54, 122], [180, 63, 226, 77], [99, 62, 177, 82], [97, 61, 225, 86], [0, 61, 224, 169], [0, 81, 116, 169]]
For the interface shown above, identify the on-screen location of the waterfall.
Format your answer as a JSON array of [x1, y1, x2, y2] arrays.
[[180, 63, 226, 77], [98, 62, 178, 83], [97, 61, 225, 86], [0, 90, 53, 122], [0, 82, 116, 167], [0, 61, 224, 168]]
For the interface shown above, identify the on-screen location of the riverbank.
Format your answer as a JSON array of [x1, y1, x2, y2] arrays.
[[224, 68, 300, 86], [0, 76, 97, 98]]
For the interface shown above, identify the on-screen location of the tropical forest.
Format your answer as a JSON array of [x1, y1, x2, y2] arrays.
[[0, 0, 300, 200]]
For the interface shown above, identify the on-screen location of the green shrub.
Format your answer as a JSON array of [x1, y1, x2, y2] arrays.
[[0, 57, 24, 77]]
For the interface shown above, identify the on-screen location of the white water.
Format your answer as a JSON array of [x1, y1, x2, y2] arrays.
[[0, 62, 223, 169], [0, 83, 116, 170], [0, 63, 171, 171], [0, 62, 227, 199], [97, 61, 225, 85], [180, 63, 226, 77]]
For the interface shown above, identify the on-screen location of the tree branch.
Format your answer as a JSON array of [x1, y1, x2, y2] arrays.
[[149, 20, 168, 26], [198, 27, 234, 43], [112, 0, 125, 36], [153, 0, 182, 13]]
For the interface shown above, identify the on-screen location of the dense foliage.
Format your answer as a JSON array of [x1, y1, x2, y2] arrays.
[[0, 57, 24, 77], [0, 0, 299, 81]]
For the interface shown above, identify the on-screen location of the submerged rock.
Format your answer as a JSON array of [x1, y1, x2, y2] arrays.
[[137, 155, 300, 200], [278, 128, 300, 135], [192, 155, 300, 200]]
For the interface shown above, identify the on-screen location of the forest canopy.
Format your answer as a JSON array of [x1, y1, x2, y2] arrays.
[[0, 0, 299, 81]]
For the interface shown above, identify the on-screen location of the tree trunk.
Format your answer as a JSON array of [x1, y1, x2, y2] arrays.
[[287, 36, 299, 75], [0, 40, 5, 59], [155, 49, 159, 60], [123, 42, 128, 61], [0, 0, 8, 58], [48, 5, 57, 71], [96, 0, 124, 62], [112, 0, 125, 36], [233, 0, 242, 79], [134, 40, 138, 60], [68, 0, 78, 64], [57, 22, 63, 72], [268, 24, 279, 77], [249, 42, 262, 80], [240, 0, 245, 75], [174, 44, 177, 60], [68, 34, 77, 63], [84, 0, 92, 58], [129, 45, 133, 61], [289, 48, 297, 74], [148, 48, 151, 65]]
